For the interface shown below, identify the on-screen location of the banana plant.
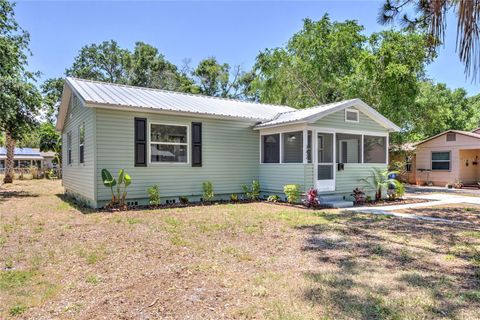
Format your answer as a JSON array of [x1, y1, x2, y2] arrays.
[[101, 169, 117, 204], [101, 168, 132, 206]]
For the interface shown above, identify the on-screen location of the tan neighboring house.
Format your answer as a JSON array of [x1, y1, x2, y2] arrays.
[[405, 129, 480, 186]]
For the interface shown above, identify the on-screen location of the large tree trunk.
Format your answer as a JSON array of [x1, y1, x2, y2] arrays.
[[3, 132, 15, 184]]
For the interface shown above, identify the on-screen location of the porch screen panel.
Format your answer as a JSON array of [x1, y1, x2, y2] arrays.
[[262, 134, 280, 163], [363, 135, 387, 163], [336, 133, 361, 163], [282, 131, 303, 163]]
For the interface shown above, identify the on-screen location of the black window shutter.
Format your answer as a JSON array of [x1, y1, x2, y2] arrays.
[[134, 118, 147, 167], [192, 122, 202, 167]]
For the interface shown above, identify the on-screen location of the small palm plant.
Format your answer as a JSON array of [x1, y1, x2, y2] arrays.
[[360, 168, 402, 201]]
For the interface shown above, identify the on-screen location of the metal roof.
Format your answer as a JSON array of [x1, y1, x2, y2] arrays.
[[0, 148, 41, 156], [65, 77, 294, 121], [254, 99, 401, 131], [56, 78, 400, 133]]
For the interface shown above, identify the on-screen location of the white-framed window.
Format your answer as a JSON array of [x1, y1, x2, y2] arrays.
[[67, 131, 72, 165], [363, 135, 387, 164], [345, 109, 359, 123], [431, 151, 451, 171], [150, 123, 188, 163], [261, 134, 280, 163], [79, 123, 85, 164]]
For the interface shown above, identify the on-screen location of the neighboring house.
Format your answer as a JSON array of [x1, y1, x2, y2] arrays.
[[404, 129, 480, 186], [56, 77, 400, 208], [0, 148, 54, 172]]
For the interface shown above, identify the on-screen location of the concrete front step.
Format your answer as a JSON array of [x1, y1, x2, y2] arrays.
[[318, 195, 346, 203], [322, 200, 354, 209]]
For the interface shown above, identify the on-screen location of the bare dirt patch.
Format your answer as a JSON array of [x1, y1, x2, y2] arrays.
[[1, 180, 480, 319]]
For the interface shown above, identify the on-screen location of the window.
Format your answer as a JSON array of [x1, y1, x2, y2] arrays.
[[446, 133, 456, 141], [150, 124, 188, 163], [79, 123, 85, 164], [19, 160, 30, 168], [363, 135, 387, 163], [282, 131, 303, 163], [0, 160, 4, 169], [336, 133, 361, 163], [431, 151, 451, 171], [345, 109, 359, 122], [67, 131, 72, 165], [261, 134, 280, 163]]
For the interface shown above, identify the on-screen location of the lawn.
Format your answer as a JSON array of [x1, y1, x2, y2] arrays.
[[1, 180, 480, 319]]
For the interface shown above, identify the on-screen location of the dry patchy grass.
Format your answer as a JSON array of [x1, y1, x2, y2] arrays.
[[0, 180, 479, 319]]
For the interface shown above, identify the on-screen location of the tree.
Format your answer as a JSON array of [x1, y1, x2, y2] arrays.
[[410, 82, 480, 140], [66, 40, 130, 83], [0, 0, 42, 183], [253, 15, 366, 108], [129, 42, 197, 92], [192, 57, 255, 99], [253, 15, 433, 143], [39, 122, 61, 177], [379, 0, 480, 79], [343, 30, 434, 143], [41, 77, 64, 122]]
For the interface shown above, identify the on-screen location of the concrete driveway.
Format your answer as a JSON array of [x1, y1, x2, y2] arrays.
[[345, 190, 480, 224]]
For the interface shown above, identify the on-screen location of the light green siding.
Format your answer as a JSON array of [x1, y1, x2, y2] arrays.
[[62, 95, 96, 206], [315, 107, 386, 132], [259, 164, 313, 193], [336, 163, 387, 195], [95, 109, 260, 204]]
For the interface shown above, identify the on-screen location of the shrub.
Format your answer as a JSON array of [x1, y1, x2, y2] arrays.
[[283, 184, 300, 204], [242, 180, 261, 200], [303, 188, 319, 208], [179, 196, 189, 204], [230, 194, 239, 202], [267, 194, 280, 202], [147, 185, 160, 206], [202, 181, 214, 202], [351, 188, 366, 205]]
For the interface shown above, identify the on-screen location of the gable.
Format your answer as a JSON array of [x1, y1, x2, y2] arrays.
[[417, 132, 480, 148], [314, 107, 387, 132]]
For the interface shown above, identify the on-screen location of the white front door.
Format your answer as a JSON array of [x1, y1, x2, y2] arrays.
[[315, 132, 335, 192]]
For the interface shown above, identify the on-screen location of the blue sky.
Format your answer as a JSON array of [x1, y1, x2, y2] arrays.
[[15, 0, 478, 95]]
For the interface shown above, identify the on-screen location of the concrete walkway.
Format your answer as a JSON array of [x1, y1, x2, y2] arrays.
[[345, 193, 480, 224]]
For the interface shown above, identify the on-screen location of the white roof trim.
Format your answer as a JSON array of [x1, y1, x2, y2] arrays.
[[254, 99, 401, 132]]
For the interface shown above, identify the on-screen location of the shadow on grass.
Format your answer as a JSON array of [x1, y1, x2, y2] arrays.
[[296, 210, 480, 319], [55, 194, 96, 214], [0, 189, 39, 204]]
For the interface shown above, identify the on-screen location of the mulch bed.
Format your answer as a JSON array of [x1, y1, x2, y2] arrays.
[[354, 197, 432, 207]]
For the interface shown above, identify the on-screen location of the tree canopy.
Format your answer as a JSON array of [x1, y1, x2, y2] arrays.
[[252, 14, 441, 143]]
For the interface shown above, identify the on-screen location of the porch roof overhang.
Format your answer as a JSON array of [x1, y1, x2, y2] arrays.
[[253, 99, 401, 132]]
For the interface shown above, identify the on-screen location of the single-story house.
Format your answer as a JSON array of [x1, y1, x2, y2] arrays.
[[56, 77, 400, 208], [402, 129, 480, 186], [0, 148, 55, 172]]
